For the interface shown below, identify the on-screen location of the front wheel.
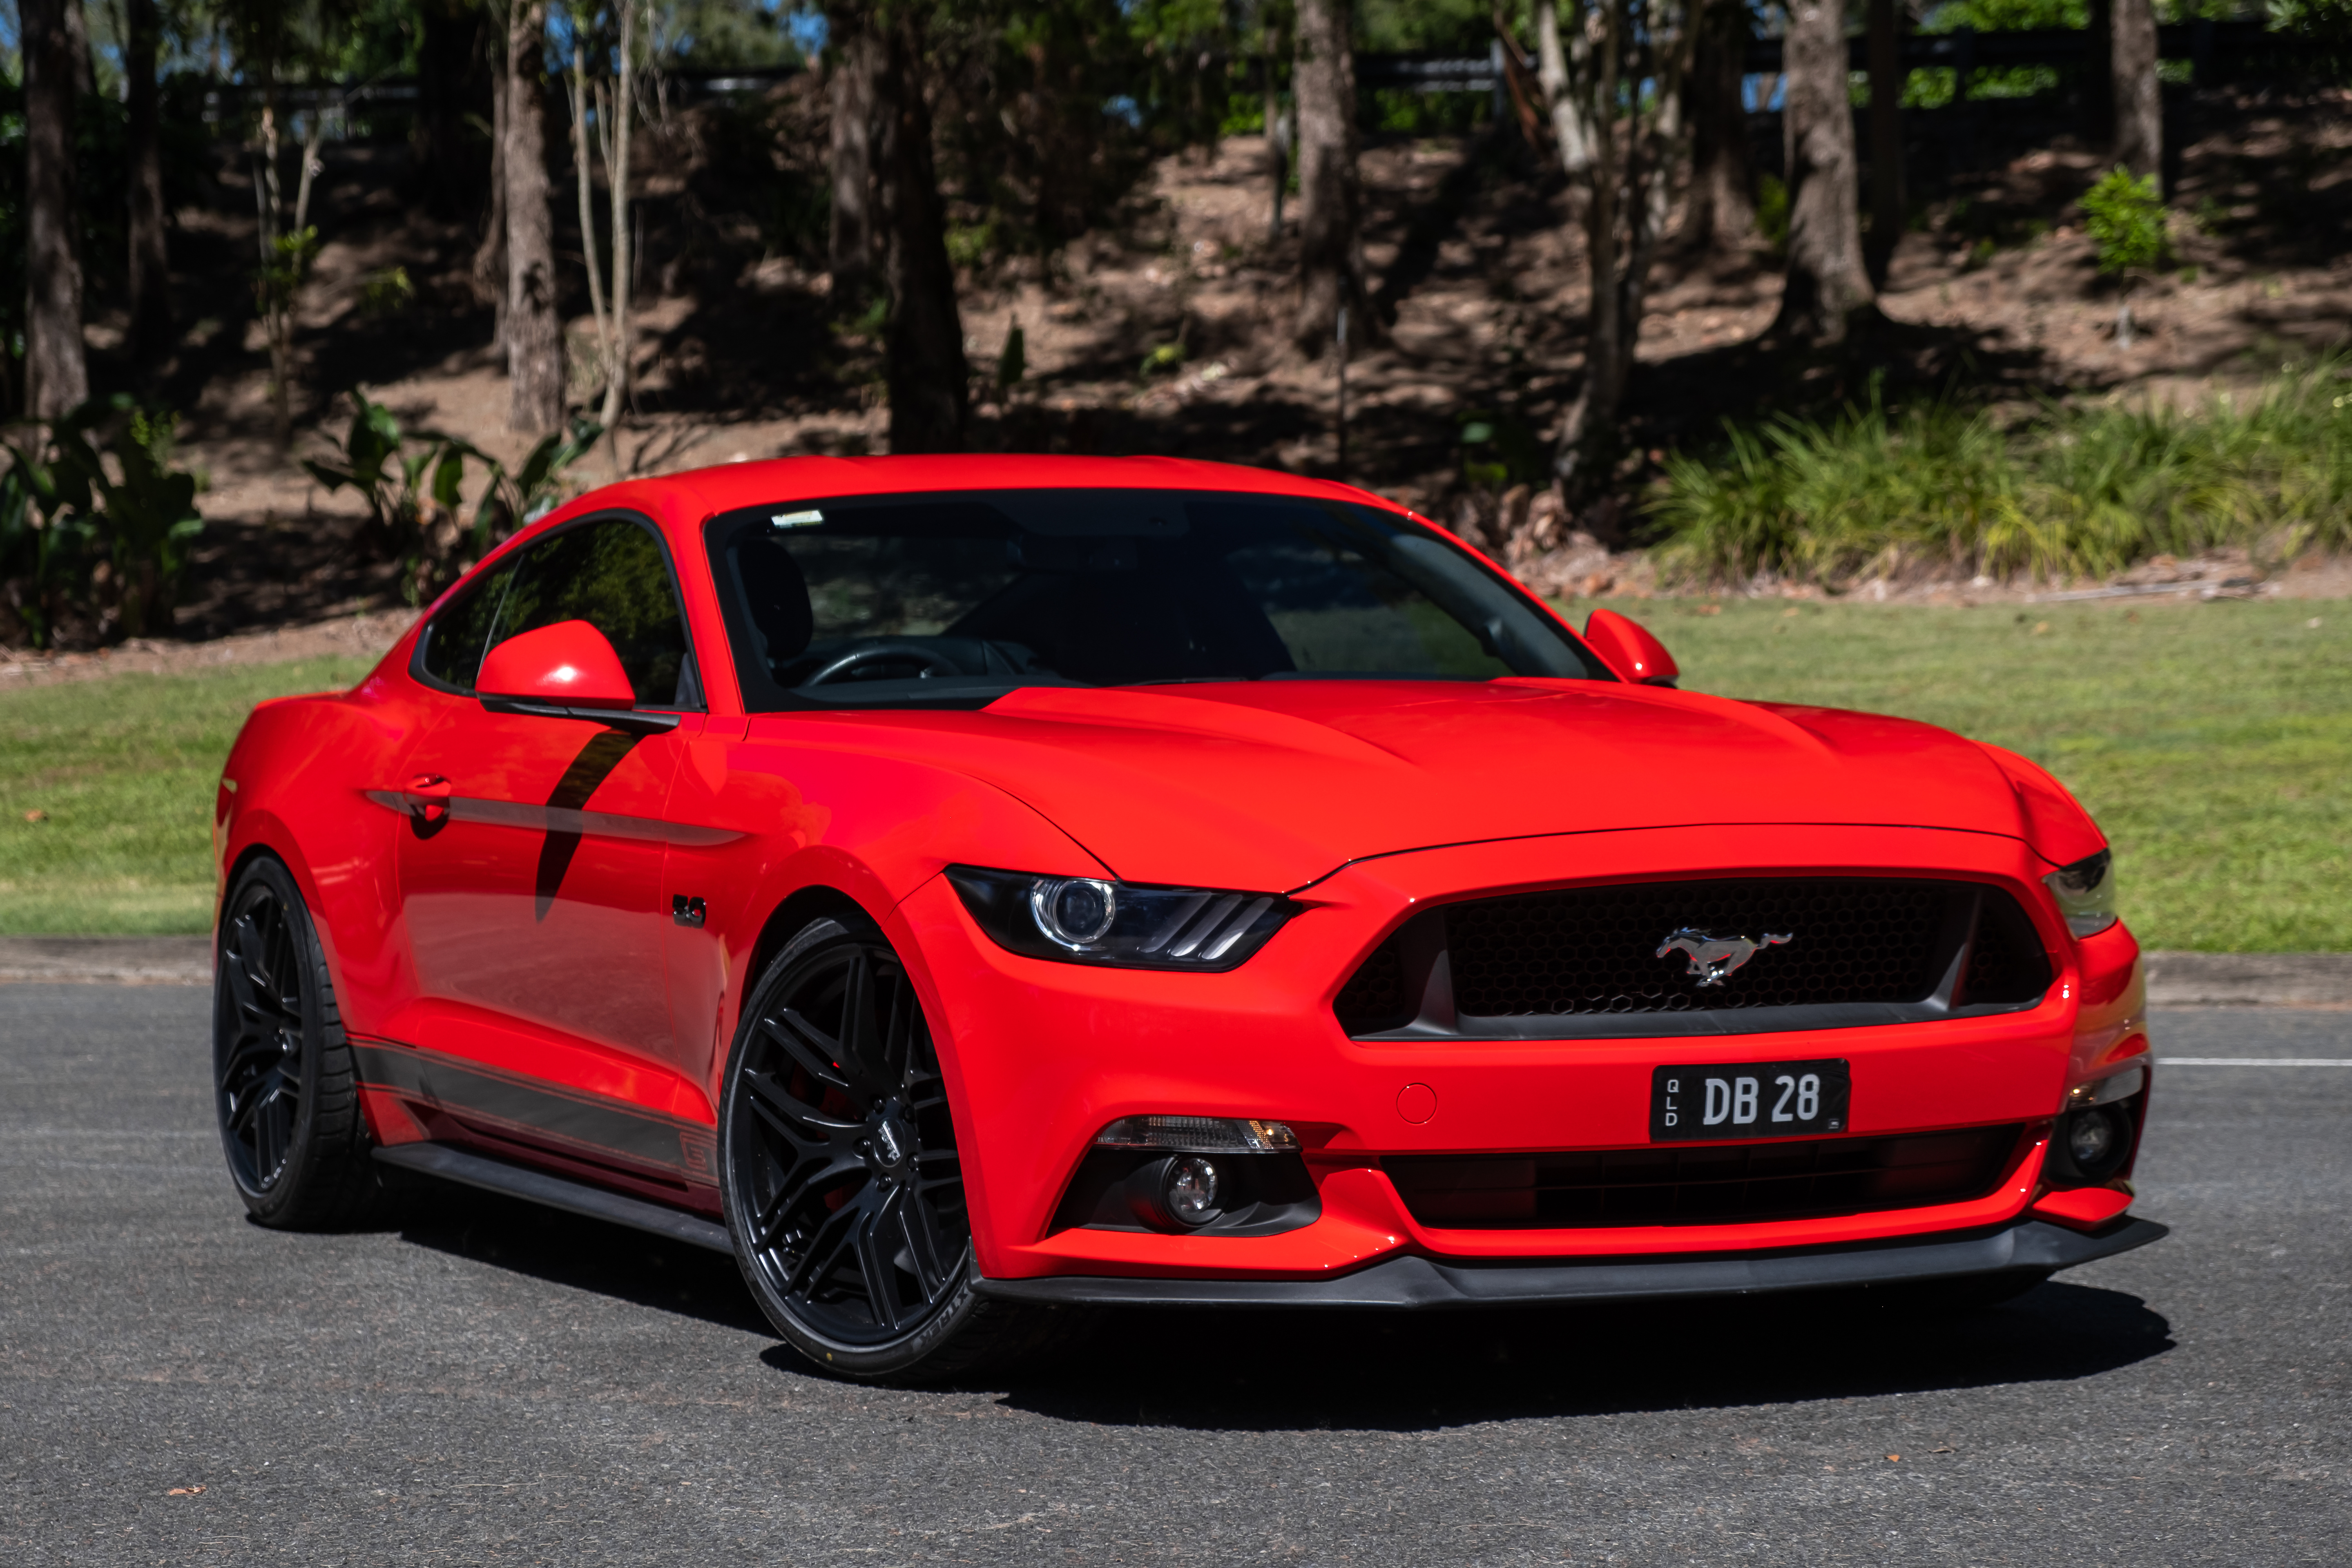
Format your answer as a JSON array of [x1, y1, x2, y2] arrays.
[[719, 912, 1056, 1383]]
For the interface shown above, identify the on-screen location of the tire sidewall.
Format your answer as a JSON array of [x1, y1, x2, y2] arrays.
[[214, 855, 335, 1223], [717, 913, 984, 1378]]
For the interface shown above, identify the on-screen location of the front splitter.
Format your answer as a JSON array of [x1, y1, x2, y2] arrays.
[[974, 1216, 2167, 1309]]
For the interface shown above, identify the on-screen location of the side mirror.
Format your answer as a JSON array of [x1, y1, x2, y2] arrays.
[[1583, 608, 1680, 687], [480, 620, 637, 707], [477, 620, 675, 732]]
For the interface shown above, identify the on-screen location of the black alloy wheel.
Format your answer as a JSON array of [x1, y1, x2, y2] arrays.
[[721, 914, 1051, 1381], [212, 856, 381, 1227]]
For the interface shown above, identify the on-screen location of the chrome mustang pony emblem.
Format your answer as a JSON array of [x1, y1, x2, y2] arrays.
[[1656, 928, 1792, 987]]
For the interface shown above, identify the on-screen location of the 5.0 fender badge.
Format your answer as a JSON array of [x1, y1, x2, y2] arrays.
[[1657, 928, 1792, 987]]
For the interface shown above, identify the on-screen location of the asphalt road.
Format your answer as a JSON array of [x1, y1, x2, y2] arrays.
[[1, 987, 2344, 1566]]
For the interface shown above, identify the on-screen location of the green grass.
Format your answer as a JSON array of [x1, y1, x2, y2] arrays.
[[1629, 596, 2352, 952], [4, 601, 2348, 950], [0, 658, 374, 935]]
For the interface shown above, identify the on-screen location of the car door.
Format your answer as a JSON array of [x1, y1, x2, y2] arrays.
[[388, 513, 710, 1162]]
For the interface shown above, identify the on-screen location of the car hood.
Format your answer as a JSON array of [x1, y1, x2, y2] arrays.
[[786, 679, 2052, 893]]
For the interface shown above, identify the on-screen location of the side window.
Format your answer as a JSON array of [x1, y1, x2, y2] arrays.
[[416, 558, 520, 694], [487, 516, 699, 708]]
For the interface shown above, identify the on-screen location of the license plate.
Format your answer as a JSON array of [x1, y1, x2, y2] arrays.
[[1650, 1060, 1851, 1142]]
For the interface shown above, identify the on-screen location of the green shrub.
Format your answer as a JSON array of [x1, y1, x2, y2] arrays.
[[0, 397, 206, 646], [1648, 362, 2352, 586], [2080, 167, 2167, 276]]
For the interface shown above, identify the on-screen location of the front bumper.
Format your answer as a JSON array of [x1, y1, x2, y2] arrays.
[[975, 1216, 2168, 1308], [894, 823, 2151, 1283]]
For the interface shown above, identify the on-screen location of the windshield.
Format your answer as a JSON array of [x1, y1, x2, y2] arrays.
[[704, 488, 1610, 710]]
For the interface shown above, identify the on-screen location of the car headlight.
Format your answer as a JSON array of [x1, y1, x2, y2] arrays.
[[945, 866, 1299, 970], [2042, 848, 2119, 938]]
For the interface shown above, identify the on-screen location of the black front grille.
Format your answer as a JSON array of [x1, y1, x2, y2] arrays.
[[1333, 877, 2051, 1036], [1332, 943, 1407, 1026], [1387, 1124, 2026, 1229]]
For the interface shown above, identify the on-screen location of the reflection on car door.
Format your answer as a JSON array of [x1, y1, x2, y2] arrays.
[[379, 514, 720, 1193]]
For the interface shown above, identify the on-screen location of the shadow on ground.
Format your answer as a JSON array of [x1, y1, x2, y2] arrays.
[[383, 1184, 2171, 1430], [981, 1280, 2174, 1431], [388, 1183, 774, 1338]]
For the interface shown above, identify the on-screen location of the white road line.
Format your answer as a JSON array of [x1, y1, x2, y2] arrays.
[[2159, 1057, 2352, 1066]]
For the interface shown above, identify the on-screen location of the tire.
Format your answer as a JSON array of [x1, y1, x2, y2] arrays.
[[719, 912, 1064, 1384], [212, 855, 386, 1228]]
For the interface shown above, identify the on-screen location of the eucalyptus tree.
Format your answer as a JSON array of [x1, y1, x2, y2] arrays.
[[1771, 0, 1874, 344], [219, 0, 357, 442], [504, 0, 567, 431], [567, 0, 646, 440], [2110, 0, 2160, 178], [23, 0, 89, 416], [1530, 0, 1700, 498], [1292, 0, 1375, 352], [872, 1, 965, 452], [1681, 0, 1758, 255], [126, 0, 173, 363], [828, 0, 881, 307]]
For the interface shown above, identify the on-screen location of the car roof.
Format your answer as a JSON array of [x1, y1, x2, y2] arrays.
[[666, 453, 1402, 516]]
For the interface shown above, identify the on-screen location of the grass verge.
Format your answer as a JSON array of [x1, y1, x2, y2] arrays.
[[2, 599, 2345, 950], [0, 657, 375, 935]]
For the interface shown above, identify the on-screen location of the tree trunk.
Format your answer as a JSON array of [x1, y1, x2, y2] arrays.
[[475, 18, 511, 350], [1864, 0, 1904, 283], [2111, 0, 2161, 179], [1537, 0, 1698, 506], [1772, 0, 1875, 345], [125, 0, 172, 364], [1263, 10, 1293, 239], [1292, 0, 1377, 352], [874, 10, 966, 453], [2083, 0, 2114, 142], [1680, 0, 1756, 254], [829, 11, 881, 308], [23, 0, 87, 417], [599, 2, 636, 438], [504, 0, 565, 432]]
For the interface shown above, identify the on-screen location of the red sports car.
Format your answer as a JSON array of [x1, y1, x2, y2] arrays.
[[211, 455, 2161, 1381]]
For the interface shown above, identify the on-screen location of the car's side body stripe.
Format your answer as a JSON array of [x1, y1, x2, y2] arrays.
[[361, 789, 742, 846]]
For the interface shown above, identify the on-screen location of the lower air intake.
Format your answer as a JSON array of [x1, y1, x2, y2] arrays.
[[1386, 1124, 2028, 1229]]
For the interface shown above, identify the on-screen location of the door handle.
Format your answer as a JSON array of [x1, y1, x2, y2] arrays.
[[407, 774, 453, 825]]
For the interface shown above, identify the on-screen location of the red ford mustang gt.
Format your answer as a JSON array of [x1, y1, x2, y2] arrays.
[[211, 454, 2161, 1381]]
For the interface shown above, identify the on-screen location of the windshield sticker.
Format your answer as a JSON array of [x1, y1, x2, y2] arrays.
[[771, 509, 824, 528]]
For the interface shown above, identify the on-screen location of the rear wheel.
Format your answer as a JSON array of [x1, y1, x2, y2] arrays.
[[719, 913, 1058, 1383], [213, 856, 384, 1227]]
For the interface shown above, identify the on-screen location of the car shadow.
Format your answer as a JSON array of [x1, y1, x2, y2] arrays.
[[388, 1183, 775, 1338], [986, 1280, 2174, 1432], [370, 1184, 2171, 1428]]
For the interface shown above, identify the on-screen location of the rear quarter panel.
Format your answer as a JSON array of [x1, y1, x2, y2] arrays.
[[217, 662, 436, 1038]]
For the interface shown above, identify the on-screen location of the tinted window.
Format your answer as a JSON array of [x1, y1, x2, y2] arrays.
[[415, 557, 520, 694], [488, 516, 698, 707], [706, 489, 1608, 711]]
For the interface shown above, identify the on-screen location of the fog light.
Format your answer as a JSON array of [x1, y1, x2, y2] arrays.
[[1165, 1157, 1220, 1223], [1124, 1153, 1229, 1229], [2067, 1107, 2118, 1167]]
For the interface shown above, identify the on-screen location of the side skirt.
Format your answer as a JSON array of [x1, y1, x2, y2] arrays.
[[375, 1142, 735, 1254]]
